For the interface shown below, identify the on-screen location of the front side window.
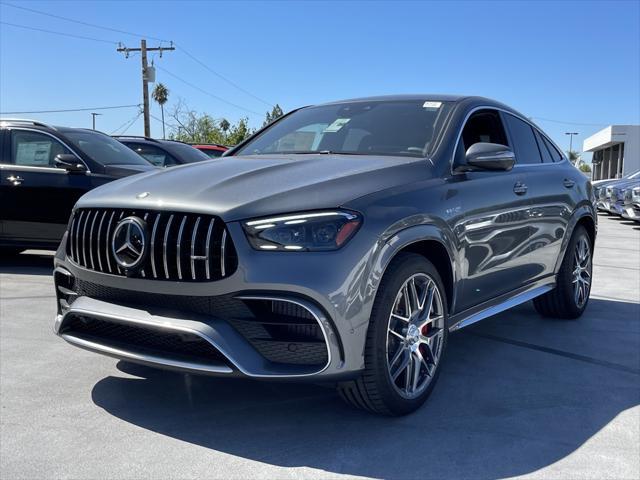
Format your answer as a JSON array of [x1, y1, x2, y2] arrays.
[[503, 114, 543, 164], [236, 100, 453, 158], [10, 130, 72, 167]]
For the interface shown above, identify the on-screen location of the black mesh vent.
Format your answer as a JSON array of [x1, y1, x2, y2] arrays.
[[61, 315, 228, 366]]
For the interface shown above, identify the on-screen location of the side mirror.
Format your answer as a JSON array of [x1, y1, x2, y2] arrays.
[[55, 154, 86, 173], [464, 142, 515, 171]]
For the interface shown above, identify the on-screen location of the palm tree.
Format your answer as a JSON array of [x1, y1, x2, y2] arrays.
[[567, 150, 581, 165], [152, 83, 169, 139]]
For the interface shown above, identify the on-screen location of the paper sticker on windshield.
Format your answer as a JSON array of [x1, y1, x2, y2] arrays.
[[324, 118, 350, 133], [423, 101, 442, 110]]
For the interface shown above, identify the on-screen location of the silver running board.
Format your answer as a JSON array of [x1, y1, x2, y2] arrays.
[[450, 284, 554, 331]]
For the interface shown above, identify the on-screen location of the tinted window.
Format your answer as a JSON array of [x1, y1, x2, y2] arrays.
[[64, 131, 150, 166], [10, 130, 72, 167], [542, 135, 563, 162], [200, 149, 224, 159], [534, 130, 554, 163], [124, 142, 177, 167], [461, 109, 509, 150], [165, 142, 211, 163], [236, 100, 454, 158], [503, 114, 542, 164]]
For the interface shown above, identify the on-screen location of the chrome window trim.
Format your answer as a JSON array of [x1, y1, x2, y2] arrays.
[[2, 127, 91, 173], [450, 105, 568, 175]]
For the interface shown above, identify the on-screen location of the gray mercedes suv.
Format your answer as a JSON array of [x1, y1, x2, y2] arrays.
[[53, 95, 596, 415]]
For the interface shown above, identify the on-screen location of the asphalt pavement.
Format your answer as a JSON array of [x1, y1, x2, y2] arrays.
[[1, 213, 639, 479]]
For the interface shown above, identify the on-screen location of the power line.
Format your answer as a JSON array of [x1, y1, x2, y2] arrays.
[[156, 65, 262, 116], [1, 104, 141, 115], [1, 1, 167, 42], [0, 21, 117, 44], [111, 111, 142, 135], [2, 2, 273, 113], [532, 117, 608, 127], [176, 44, 274, 108]]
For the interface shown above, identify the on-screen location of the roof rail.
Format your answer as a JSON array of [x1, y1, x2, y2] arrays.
[[112, 135, 160, 143], [0, 118, 55, 129]]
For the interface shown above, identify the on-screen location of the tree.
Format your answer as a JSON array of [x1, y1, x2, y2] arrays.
[[579, 163, 592, 173], [167, 99, 255, 146], [263, 104, 284, 127], [152, 83, 169, 139], [567, 150, 581, 165]]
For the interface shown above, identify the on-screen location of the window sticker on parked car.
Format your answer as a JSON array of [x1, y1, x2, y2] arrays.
[[15, 142, 51, 166], [323, 118, 351, 133], [423, 101, 442, 110]]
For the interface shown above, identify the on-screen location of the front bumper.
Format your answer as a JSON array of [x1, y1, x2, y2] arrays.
[[53, 219, 379, 381], [622, 204, 640, 222]]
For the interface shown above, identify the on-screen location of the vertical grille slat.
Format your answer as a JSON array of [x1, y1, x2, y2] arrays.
[[163, 214, 175, 280], [68, 208, 235, 282], [150, 213, 160, 279], [104, 211, 116, 274], [176, 215, 187, 280], [190, 216, 201, 281], [74, 211, 84, 264], [220, 229, 227, 278], [88, 211, 98, 270], [96, 211, 107, 272], [205, 218, 215, 280]]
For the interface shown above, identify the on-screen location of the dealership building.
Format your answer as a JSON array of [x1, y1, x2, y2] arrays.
[[583, 125, 640, 180]]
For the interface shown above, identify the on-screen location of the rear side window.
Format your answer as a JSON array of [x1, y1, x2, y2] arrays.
[[533, 129, 554, 163], [125, 142, 177, 167], [10, 130, 72, 167], [503, 114, 542, 164], [542, 135, 563, 162]]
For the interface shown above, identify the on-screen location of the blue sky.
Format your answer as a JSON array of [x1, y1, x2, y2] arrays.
[[1, 0, 639, 159]]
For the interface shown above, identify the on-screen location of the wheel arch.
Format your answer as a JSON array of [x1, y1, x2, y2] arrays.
[[373, 224, 458, 314], [554, 205, 597, 274]]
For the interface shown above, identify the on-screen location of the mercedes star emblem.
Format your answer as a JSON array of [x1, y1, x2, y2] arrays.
[[111, 217, 147, 270]]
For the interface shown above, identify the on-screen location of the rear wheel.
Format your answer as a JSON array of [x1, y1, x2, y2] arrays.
[[338, 253, 447, 415], [533, 225, 592, 319]]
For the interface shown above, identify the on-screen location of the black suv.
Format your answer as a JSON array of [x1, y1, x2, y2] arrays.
[[115, 136, 211, 167], [0, 119, 156, 253]]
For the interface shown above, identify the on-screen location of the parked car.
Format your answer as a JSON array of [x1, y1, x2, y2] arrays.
[[192, 143, 228, 158], [53, 95, 596, 415], [601, 178, 640, 215], [0, 119, 156, 254], [116, 136, 211, 167], [622, 185, 640, 222], [593, 170, 640, 211]]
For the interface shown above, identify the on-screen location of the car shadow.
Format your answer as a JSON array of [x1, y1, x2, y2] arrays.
[[91, 297, 639, 479], [0, 251, 54, 275]]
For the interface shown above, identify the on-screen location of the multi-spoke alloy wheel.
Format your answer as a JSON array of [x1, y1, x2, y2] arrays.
[[533, 225, 593, 319], [338, 253, 448, 415], [386, 274, 444, 399], [572, 236, 592, 308]]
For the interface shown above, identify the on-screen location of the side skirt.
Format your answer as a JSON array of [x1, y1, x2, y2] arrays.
[[448, 277, 555, 331]]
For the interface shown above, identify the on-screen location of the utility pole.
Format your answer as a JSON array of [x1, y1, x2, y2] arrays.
[[91, 112, 101, 130], [565, 132, 579, 155], [117, 40, 174, 137]]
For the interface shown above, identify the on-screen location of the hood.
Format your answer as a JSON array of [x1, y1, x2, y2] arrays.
[[104, 163, 158, 178], [78, 154, 432, 221]]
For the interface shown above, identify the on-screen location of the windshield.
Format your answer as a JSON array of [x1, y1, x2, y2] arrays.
[[64, 131, 152, 166], [236, 100, 453, 158]]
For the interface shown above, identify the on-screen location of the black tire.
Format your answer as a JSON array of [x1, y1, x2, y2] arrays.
[[533, 225, 592, 319], [337, 253, 448, 416]]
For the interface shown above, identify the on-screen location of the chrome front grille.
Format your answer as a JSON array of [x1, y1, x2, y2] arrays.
[[67, 208, 237, 282]]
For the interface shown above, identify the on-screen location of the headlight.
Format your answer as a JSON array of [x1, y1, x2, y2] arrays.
[[242, 211, 361, 251]]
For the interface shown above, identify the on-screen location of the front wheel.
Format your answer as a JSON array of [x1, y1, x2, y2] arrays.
[[533, 225, 593, 319], [338, 253, 448, 415]]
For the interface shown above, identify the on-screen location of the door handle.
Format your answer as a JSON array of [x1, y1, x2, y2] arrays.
[[513, 182, 528, 195], [563, 178, 575, 188], [7, 175, 24, 186]]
